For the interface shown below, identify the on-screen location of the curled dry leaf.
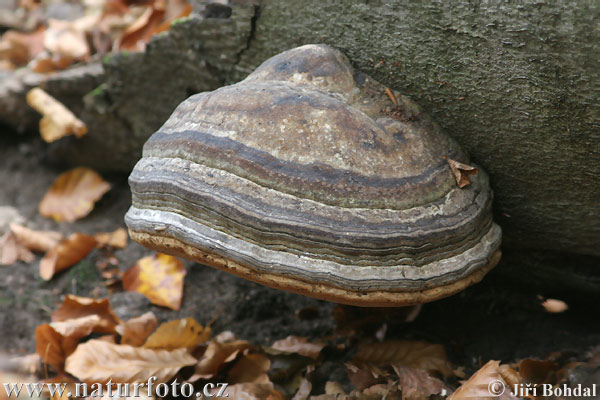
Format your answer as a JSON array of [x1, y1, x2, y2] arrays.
[[0, 231, 35, 265], [26, 89, 88, 144], [40, 233, 97, 280], [392, 364, 448, 400], [39, 168, 110, 222], [122, 253, 186, 310], [0, 26, 45, 68], [270, 336, 326, 360], [444, 156, 478, 188], [117, 312, 158, 347], [353, 340, 454, 378], [449, 360, 518, 400], [65, 339, 197, 385], [35, 316, 101, 371], [51, 295, 120, 334], [9, 223, 63, 253], [144, 317, 210, 350], [193, 339, 254, 380], [94, 227, 128, 249]]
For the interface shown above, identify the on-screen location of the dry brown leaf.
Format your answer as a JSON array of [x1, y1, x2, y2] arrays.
[[344, 362, 387, 391], [444, 156, 478, 188], [153, 0, 192, 34], [44, 19, 90, 60], [292, 376, 312, 400], [449, 360, 517, 400], [94, 227, 128, 249], [35, 324, 80, 370], [122, 253, 186, 310], [224, 383, 285, 400], [51, 295, 120, 334], [193, 339, 254, 379], [65, 339, 196, 385], [353, 340, 454, 378], [117, 312, 158, 347], [0, 231, 35, 265], [393, 364, 448, 400], [270, 336, 326, 360], [144, 317, 210, 350], [40, 233, 97, 280], [9, 223, 63, 253], [541, 298, 569, 313], [118, 4, 164, 51], [0, 26, 45, 68], [498, 364, 521, 388], [27, 89, 88, 144], [38, 167, 109, 222], [228, 353, 271, 384], [518, 358, 558, 385]]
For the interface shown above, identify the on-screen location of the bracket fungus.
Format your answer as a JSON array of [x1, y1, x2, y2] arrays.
[[125, 44, 502, 307]]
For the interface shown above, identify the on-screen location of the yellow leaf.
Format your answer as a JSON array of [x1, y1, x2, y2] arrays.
[[122, 253, 186, 310], [64, 340, 196, 385], [143, 317, 210, 350], [39, 233, 97, 280], [38, 168, 110, 222], [26, 88, 87, 143]]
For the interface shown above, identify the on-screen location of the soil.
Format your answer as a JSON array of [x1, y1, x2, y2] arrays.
[[1, 130, 599, 389]]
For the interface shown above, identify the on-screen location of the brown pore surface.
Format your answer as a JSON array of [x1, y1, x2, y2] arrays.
[[129, 229, 502, 307]]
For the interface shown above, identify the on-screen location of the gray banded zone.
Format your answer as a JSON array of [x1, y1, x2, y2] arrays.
[[129, 156, 495, 268], [125, 206, 501, 291], [143, 130, 460, 210]]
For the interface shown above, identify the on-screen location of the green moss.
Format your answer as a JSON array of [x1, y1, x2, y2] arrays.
[[171, 16, 191, 27], [88, 83, 107, 98]]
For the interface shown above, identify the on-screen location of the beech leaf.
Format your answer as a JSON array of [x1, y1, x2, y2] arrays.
[[65, 339, 197, 385], [40, 233, 97, 280], [444, 156, 478, 188]]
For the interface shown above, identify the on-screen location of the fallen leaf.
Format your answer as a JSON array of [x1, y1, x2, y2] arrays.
[[392, 364, 448, 400], [35, 316, 97, 371], [498, 364, 521, 388], [0, 26, 45, 68], [449, 360, 517, 400], [118, 4, 164, 51], [39, 167, 109, 222], [193, 339, 254, 379], [353, 340, 454, 378], [44, 19, 90, 60], [9, 223, 63, 253], [270, 336, 326, 360], [344, 362, 387, 391], [51, 295, 120, 334], [519, 358, 558, 385], [122, 253, 186, 310], [0, 231, 34, 265], [444, 156, 478, 188], [228, 353, 271, 384], [65, 339, 196, 384], [27, 89, 88, 144], [94, 227, 128, 249], [117, 312, 158, 347], [144, 317, 210, 350], [40, 233, 97, 280], [541, 298, 569, 313]]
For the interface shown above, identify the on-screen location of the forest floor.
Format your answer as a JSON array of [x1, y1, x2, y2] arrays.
[[1, 131, 599, 397]]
